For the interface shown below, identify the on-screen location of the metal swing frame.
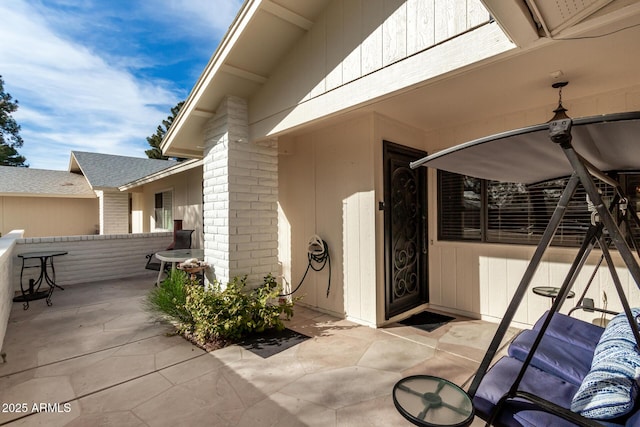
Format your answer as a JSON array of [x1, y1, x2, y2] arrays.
[[465, 114, 640, 426]]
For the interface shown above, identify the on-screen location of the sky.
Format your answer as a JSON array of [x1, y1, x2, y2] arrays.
[[0, 0, 244, 170]]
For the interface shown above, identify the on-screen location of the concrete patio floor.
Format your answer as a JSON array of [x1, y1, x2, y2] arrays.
[[0, 276, 517, 426]]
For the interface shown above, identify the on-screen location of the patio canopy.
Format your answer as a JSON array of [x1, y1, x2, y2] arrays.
[[410, 111, 640, 184]]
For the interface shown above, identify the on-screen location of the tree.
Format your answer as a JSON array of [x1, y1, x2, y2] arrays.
[[0, 75, 27, 167], [145, 101, 185, 160]]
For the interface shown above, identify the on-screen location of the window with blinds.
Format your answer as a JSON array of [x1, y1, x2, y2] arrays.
[[438, 172, 481, 241], [438, 171, 638, 247]]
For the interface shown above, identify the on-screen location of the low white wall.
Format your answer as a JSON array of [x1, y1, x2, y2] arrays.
[[12, 232, 173, 291], [0, 230, 25, 353]]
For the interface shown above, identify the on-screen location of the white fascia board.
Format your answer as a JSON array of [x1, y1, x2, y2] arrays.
[[481, 0, 540, 46], [0, 192, 96, 199]]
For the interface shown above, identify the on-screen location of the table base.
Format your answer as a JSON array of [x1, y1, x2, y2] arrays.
[[13, 290, 52, 306]]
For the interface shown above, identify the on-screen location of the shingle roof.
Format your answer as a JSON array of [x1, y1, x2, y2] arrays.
[[0, 166, 95, 197], [69, 151, 177, 189]]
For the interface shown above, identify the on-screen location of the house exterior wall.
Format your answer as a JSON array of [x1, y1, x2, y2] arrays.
[[184, 0, 640, 327], [279, 84, 640, 327], [130, 192, 144, 234], [278, 115, 374, 319], [130, 166, 204, 249], [279, 112, 424, 325], [424, 84, 640, 327], [249, 0, 509, 139], [0, 196, 98, 238]]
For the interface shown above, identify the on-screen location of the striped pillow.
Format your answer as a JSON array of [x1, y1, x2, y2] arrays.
[[571, 309, 640, 420]]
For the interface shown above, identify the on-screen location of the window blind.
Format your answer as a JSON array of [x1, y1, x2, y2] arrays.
[[438, 171, 633, 247]]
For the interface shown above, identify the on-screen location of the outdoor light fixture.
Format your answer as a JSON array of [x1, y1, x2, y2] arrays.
[[548, 81, 573, 145], [550, 81, 570, 120]]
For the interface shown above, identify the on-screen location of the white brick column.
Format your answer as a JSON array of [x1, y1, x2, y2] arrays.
[[97, 190, 129, 235], [203, 96, 279, 286]]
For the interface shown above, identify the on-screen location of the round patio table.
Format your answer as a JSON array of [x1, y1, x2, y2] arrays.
[[154, 249, 204, 287], [13, 250, 68, 310], [393, 375, 474, 427]]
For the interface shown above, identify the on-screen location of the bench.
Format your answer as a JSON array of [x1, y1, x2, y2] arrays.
[[473, 310, 640, 426]]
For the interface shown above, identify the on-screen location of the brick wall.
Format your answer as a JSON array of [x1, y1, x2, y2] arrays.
[[99, 190, 129, 235], [12, 232, 172, 291], [203, 96, 279, 286]]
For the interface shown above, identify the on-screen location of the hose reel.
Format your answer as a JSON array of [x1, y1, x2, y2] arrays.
[[280, 235, 331, 297]]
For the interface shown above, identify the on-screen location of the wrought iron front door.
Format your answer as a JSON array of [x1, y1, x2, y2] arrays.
[[383, 141, 428, 319]]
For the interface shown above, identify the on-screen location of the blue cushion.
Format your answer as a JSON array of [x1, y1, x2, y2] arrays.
[[509, 329, 593, 386], [571, 309, 640, 420], [625, 409, 640, 426], [473, 356, 580, 427], [533, 311, 604, 352]]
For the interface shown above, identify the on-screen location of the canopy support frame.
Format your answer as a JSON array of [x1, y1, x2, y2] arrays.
[[465, 115, 640, 425]]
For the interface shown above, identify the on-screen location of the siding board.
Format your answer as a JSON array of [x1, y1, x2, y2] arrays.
[[342, 0, 362, 84], [382, 0, 407, 67], [441, 246, 457, 308], [361, 0, 384, 75], [434, 0, 467, 43], [325, 0, 344, 91], [250, 0, 496, 138], [407, 0, 435, 55]]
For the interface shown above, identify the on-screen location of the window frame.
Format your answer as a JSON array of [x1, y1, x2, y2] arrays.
[[153, 188, 174, 231]]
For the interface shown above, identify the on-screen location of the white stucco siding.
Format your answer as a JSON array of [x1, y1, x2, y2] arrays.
[[249, 0, 506, 140]]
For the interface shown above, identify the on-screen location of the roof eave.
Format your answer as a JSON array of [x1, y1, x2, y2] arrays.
[[161, 0, 261, 156], [119, 159, 203, 191], [0, 192, 96, 199], [480, 0, 540, 46]]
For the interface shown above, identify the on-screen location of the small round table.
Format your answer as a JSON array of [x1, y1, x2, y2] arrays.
[[393, 375, 474, 427], [154, 249, 204, 287], [13, 250, 68, 310], [532, 286, 575, 304]]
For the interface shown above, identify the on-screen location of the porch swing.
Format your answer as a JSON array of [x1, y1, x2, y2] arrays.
[[393, 84, 640, 427]]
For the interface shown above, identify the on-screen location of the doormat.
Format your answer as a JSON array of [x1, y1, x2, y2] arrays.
[[239, 328, 311, 358], [399, 311, 455, 332]]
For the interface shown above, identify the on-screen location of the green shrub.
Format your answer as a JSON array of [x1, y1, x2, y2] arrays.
[[145, 269, 194, 332], [146, 272, 296, 345]]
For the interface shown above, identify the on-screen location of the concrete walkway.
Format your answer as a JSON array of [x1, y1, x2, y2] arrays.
[[0, 276, 516, 426]]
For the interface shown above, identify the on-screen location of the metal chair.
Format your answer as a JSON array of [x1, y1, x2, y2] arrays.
[[144, 229, 194, 272]]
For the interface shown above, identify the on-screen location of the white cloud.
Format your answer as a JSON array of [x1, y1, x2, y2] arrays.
[[0, 0, 239, 170], [152, 0, 244, 39]]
